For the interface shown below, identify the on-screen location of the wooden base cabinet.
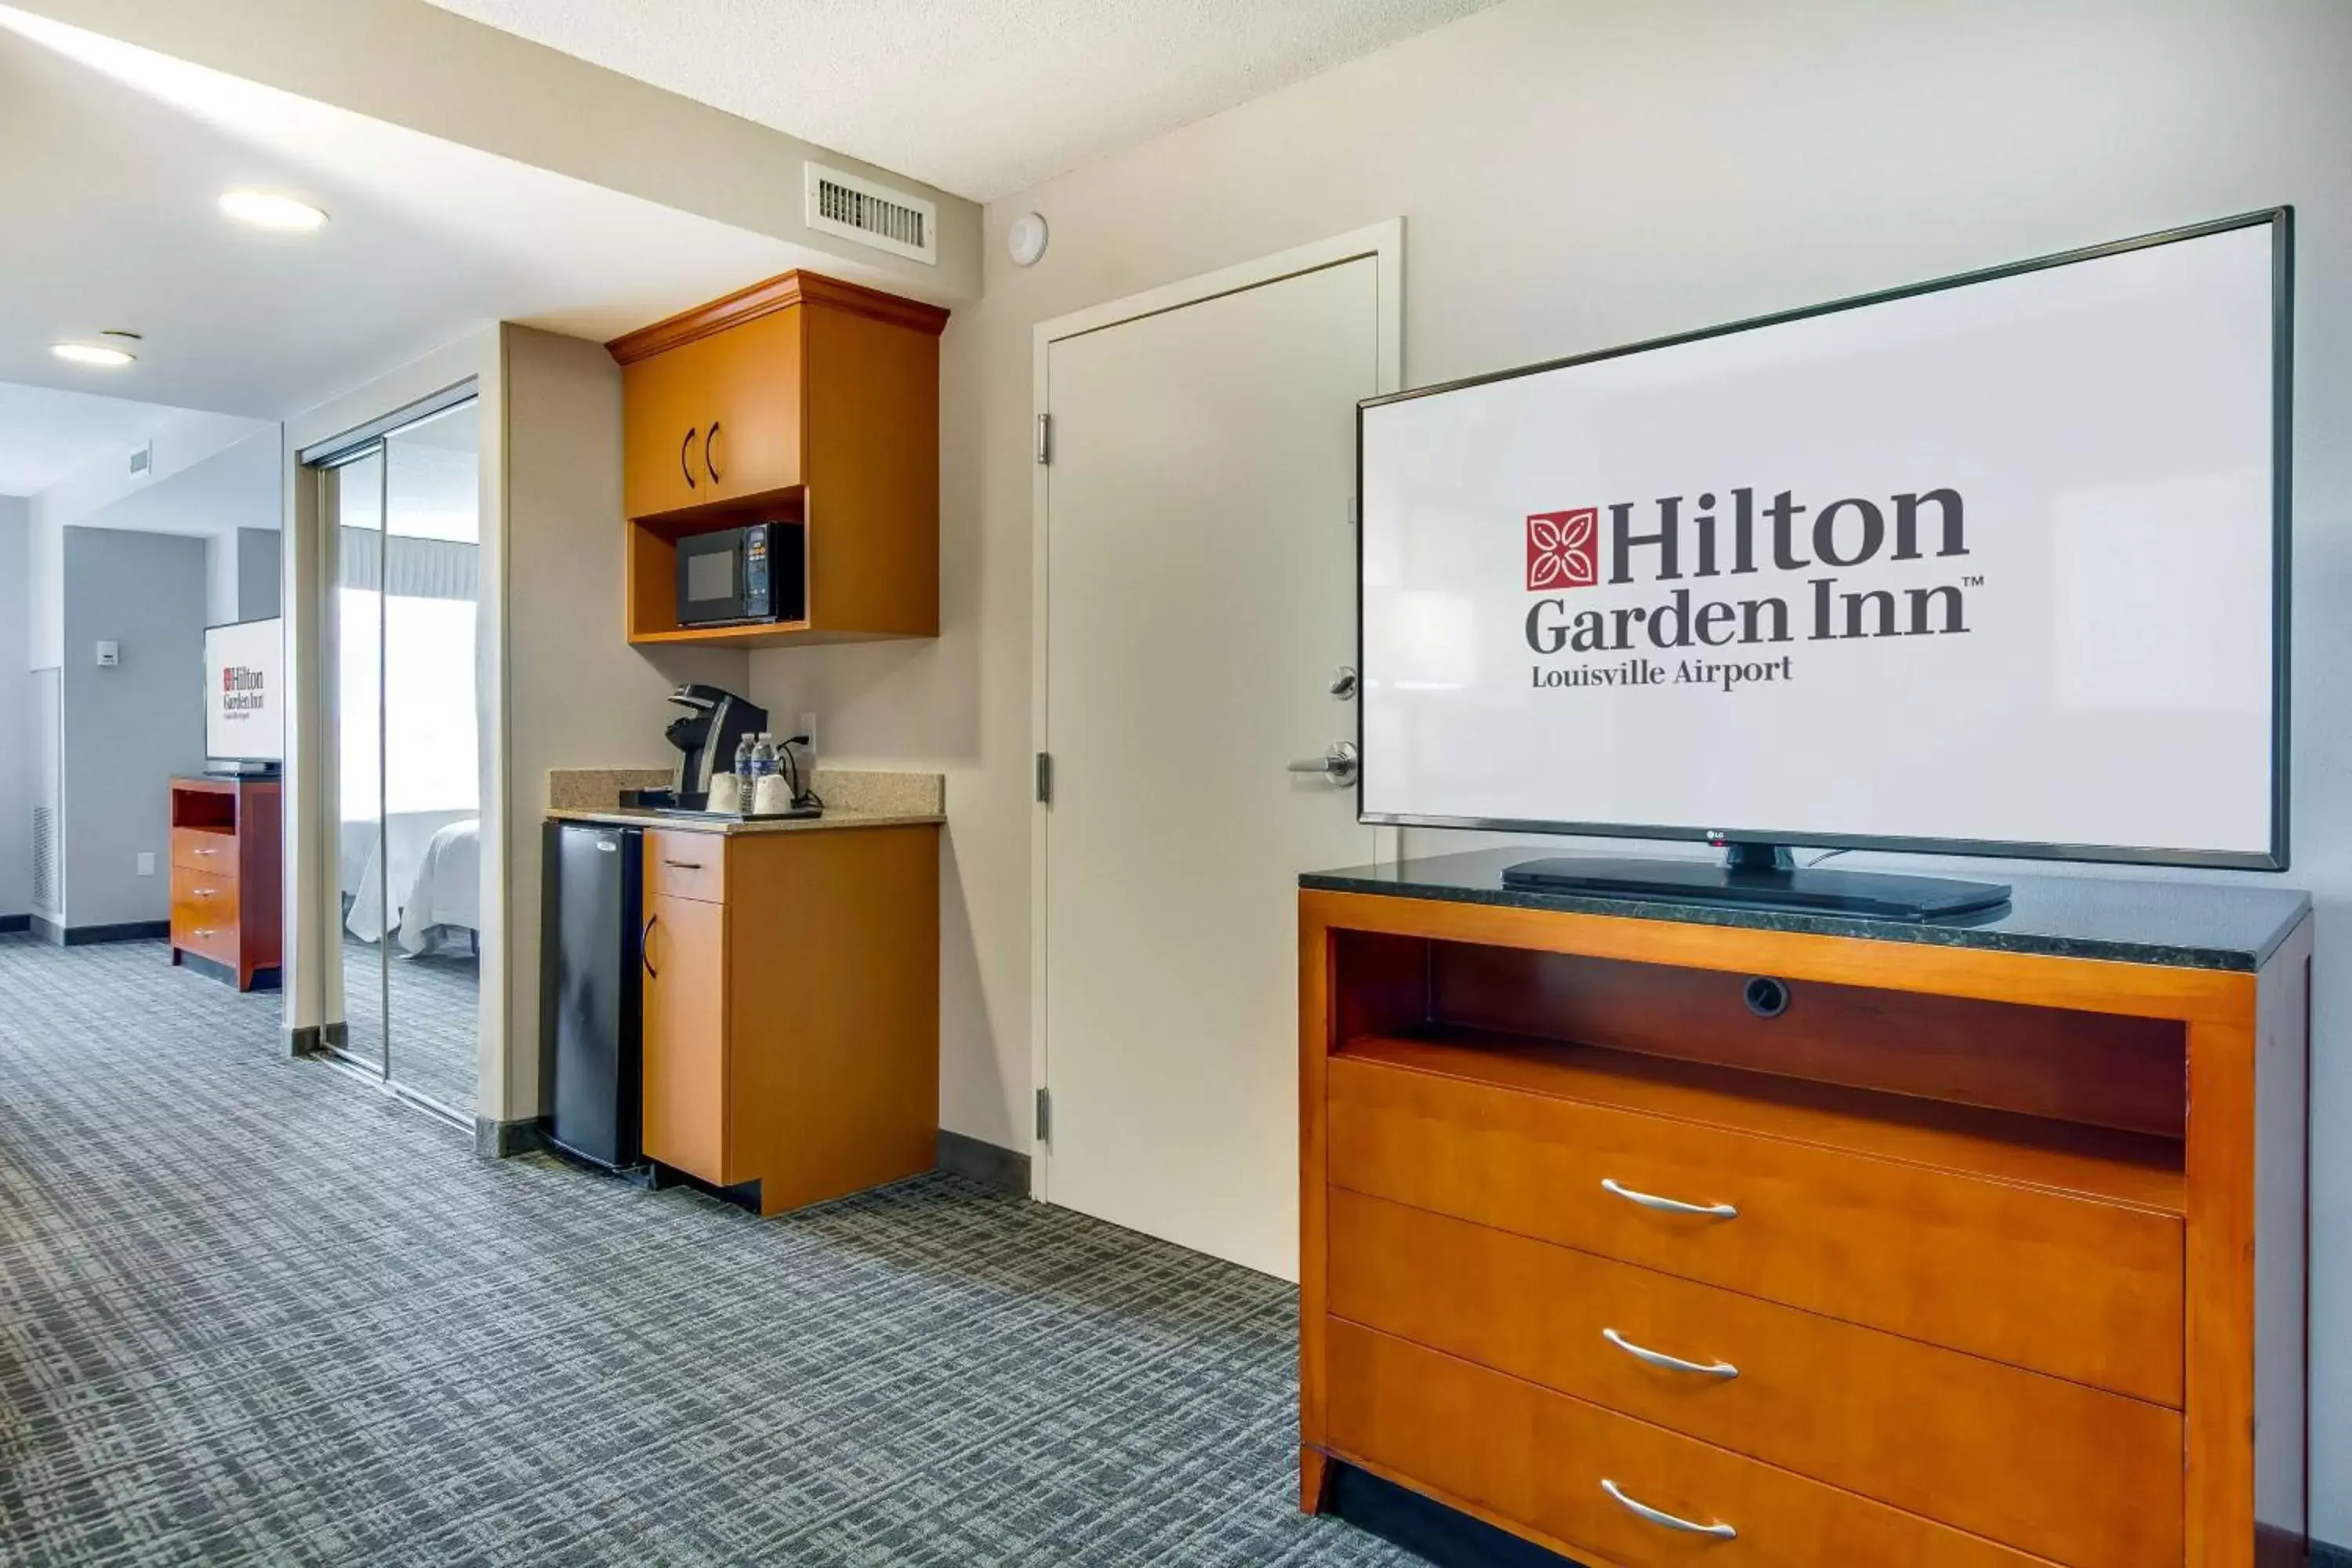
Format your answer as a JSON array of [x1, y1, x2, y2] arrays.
[[639, 824, 938, 1214], [1298, 884, 2310, 1568], [167, 776, 280, 991]]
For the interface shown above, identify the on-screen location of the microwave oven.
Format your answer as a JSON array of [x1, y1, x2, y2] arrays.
[[676, 521, 807, 629]]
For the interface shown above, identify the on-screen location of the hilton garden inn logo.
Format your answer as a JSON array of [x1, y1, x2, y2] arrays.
[[1525, 508, 1599, 590], [1523, 486, 1980, 657]]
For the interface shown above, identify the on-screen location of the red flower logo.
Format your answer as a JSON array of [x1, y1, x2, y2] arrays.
[[1527, 509, 1598, 590]]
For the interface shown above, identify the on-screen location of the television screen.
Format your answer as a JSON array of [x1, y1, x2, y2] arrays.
[[1358, 212, 2288, 869], [205, 617, 283, 764]]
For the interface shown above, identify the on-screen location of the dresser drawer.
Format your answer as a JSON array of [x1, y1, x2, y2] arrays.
[[1325, 1053, 2183, 1405], [171, 827, 238, 878], [645, 831, 727, 903], [1324, 1319, 2049, 1568], [1327, 1189, 2180, 1568], [171, 883, 241, 963]]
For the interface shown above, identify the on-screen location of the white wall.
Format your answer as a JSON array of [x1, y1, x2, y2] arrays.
[[746, 0, 2352, 1528], [0, 498, 31, 918]]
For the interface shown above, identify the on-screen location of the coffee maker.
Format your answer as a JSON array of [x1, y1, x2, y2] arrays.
[[663, 684, 768, 810]]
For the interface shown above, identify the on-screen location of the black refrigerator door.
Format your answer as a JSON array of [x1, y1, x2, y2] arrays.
[[540, 821, 643, 1170]]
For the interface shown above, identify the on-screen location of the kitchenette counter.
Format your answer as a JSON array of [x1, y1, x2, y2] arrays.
[[546, 804, 943, 836], [546, 765, 944, 836]]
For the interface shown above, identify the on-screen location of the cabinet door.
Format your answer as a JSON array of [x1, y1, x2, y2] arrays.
[[702, 307, 803, 504], [641, 891, 728, 1182], [621, 342, 710, 521]]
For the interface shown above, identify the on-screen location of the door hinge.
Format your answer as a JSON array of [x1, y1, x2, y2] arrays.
[[1035, 1086, 1052, 1143], [1036, 412, 1051, 465], [1035, 750, 1053, 804], [1348, 494, 1359, 527]]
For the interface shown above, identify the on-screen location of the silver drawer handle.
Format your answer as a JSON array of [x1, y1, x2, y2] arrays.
[[1603, 1328, 1738, 1379], [1602, 1479, 1737, 1539], [193, 887, 217, 898], [1602, 1178, 1737, 1219]]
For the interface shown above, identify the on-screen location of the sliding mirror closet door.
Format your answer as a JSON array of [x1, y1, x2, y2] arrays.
[[330, 452, 390, 1080], [379, 408, 482, 1116]]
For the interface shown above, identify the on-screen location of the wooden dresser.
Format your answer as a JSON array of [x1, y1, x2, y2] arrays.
[[1298, 851, 2310, 1568], [167, 775, 281, 992]]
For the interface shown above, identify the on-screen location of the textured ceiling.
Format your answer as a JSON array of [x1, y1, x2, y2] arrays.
[[421, 0, 1500, 201]]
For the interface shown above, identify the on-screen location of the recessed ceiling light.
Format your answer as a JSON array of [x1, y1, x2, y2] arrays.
[[53, 341, 136, 368], [219, 189, 328, 231]]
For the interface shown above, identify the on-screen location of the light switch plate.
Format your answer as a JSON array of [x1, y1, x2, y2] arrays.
[[136, 851, 155, 877]]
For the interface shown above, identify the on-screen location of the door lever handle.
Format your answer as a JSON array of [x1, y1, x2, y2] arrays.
[[1286, 740, 1359, 786]]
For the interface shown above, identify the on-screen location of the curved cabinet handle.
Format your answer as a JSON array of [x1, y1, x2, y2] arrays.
[[1602, 1178, 1737, 1219], [1602, 1327, 1738, 1379], [680, 427, 699, 491], [705, 420, 723, 485], [641, 912, 659, 978], [1602, 1479, 1737, 1539]]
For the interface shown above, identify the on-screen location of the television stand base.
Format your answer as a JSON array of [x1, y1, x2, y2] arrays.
[[1501, 843, 2010, 921]]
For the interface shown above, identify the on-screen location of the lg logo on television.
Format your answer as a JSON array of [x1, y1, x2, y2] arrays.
[[1526, 508, 1599, 590]]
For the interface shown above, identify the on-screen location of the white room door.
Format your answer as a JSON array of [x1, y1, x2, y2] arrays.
[[1036, 229, 1398, 1279]]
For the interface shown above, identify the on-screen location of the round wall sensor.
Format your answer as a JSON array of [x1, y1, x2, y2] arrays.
[[1007, 212, 1049, 267]]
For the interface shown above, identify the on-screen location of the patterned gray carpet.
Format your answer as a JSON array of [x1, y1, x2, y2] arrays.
[[0, 935, 1416, 1567]]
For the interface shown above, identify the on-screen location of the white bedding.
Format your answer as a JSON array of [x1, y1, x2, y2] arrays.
[[343, 811, 480, 952]]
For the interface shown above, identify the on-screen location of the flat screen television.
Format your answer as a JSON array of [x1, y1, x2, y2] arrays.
[[204, 616, 284, 769], [1357, 209, 2290, 908]]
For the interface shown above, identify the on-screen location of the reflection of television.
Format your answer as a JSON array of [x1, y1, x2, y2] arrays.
[[205, 617, 283, 770], [1357, 209, 2289, 913]]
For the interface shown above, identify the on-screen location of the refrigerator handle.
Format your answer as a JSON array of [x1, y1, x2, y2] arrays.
[[641, 912, 659, 978]]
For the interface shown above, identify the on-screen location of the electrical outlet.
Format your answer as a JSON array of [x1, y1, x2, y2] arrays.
[[797, 712, 818, 751], [136, 851, 155, 877]]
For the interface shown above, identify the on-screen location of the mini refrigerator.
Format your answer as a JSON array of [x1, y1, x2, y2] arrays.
[[540, 821, 644, 1171]]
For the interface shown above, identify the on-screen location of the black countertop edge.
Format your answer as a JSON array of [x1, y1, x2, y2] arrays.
[[1300, 851, 2312, 974]]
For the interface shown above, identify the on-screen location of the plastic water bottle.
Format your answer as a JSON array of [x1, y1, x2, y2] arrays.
[[722, 731, 756, 813], [749, 732, 783, 815]]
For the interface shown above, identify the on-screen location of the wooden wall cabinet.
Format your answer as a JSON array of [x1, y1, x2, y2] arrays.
[[168, 775, 281, 991], [608, 271, 948, 649], [638, 823, 939, 1214], [1299, 879, 2311, 1568]]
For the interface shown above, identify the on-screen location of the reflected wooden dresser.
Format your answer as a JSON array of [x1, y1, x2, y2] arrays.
[[1298, 852, 2309, 1568]]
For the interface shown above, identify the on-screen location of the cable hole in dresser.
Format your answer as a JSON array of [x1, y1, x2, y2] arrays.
[[1742, 975, 1790, 1018]]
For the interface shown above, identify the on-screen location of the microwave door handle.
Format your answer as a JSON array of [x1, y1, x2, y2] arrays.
[[680, 426, 699, 491]]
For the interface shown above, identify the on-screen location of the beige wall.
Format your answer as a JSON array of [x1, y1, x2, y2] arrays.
[[743, 0, 2352, 1522], [497, 325, 748, 1120]]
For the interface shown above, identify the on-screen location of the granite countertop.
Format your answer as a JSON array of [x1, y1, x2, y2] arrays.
[[545, 766, 944, 837], [1301, 848, 2310, 972], [547, 804, 943, 836]]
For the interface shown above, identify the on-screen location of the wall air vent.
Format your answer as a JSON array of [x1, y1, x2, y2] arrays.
[[805, 162, 937, 265], [31, 806, 56, 913]]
